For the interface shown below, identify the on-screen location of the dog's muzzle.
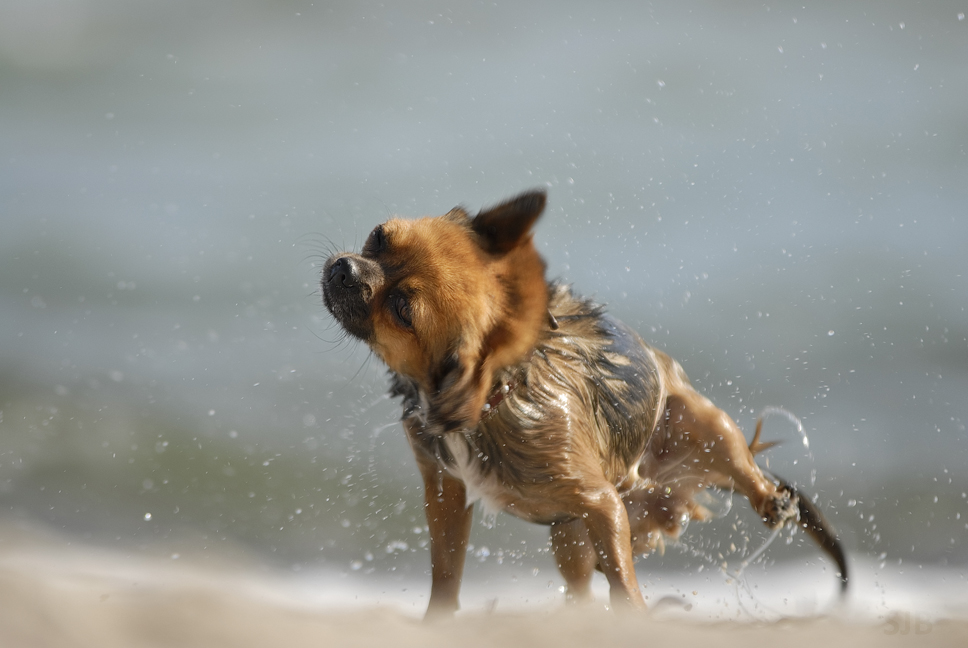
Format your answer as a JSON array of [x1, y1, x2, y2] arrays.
[[328, 256, 359, 288], [322, 255, 377, 341]]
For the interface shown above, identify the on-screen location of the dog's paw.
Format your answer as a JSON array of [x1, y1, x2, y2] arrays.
[[760, 487, 799, 529]]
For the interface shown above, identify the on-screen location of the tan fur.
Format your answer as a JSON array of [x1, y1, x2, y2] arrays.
[[322, 189, 847, 617]]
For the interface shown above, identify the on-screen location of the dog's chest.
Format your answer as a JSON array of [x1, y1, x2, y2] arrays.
[[395, 377, 539, 518], [441, 433, 510, 516]]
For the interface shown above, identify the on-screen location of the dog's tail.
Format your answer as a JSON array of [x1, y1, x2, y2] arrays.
[[770, 472, 849, 595], [750, 417, 848, 594]]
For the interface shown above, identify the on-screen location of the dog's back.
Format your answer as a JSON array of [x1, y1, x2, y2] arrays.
[[532, 285, 664, 489]]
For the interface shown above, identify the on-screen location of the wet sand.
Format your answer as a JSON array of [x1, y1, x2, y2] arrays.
[[1, 524, 965, 648]]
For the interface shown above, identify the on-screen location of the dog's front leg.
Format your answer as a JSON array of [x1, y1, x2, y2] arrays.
[[581, 484, 647, 610], [415, 457, 473, 619], [551, 518, 596, 603]]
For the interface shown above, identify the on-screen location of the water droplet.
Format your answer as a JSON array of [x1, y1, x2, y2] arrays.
[[144, 512, 152, 521], [385, 540, 409, 553]]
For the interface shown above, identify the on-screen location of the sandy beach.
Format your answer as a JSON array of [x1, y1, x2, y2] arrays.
[[2, 523, 964, 648], [3, 2, 968, 647]]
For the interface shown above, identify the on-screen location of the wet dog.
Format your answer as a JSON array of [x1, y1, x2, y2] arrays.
[[322, 189, 847, 616]]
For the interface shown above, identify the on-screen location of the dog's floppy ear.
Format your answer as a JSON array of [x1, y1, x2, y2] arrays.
[[471, 189, 546, 254]]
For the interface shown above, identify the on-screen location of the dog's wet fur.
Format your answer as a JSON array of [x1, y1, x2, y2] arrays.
[[322, 189, 847, 616]]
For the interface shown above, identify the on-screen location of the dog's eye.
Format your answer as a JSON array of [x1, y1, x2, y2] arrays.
[[364, 225, 388, 254], [391, 294, 413, 328]]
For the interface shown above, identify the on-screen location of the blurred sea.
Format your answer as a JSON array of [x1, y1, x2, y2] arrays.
[[1, 0, 966, 610]]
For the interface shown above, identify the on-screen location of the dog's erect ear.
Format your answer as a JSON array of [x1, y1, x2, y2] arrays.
[[442, 206, 471, 224], [471, 189, 546, 255]]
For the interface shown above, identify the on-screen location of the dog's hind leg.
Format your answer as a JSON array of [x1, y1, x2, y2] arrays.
[[551, 518, 597, 603], [578, 483, 647, 610], [662, 388, 848, 590], [663, 390, 798, 529]]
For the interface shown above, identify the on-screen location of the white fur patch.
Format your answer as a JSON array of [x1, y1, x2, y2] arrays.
[[442, 433, 506, 518]]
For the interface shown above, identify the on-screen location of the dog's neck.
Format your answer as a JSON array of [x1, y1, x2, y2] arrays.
[[481, 377, 518, 419], [477, 307, 562, 422]]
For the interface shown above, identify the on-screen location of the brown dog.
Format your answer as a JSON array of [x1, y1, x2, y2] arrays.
[[322, 189, 847, 616]]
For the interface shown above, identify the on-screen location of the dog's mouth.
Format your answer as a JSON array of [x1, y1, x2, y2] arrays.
[[322, 255, 376, 341]]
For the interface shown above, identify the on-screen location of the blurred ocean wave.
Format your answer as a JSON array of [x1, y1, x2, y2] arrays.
[[1, 0, 966, 582]]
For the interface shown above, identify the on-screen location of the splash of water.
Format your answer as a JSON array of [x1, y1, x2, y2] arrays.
[[757, 405, 809, 451], [730, 525, 782, 578]]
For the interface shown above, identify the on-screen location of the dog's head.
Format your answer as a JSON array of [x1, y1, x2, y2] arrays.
[[322, 189, 549, 432]]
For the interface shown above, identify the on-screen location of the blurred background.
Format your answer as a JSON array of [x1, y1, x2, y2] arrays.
[[1, 0, 966, 609]]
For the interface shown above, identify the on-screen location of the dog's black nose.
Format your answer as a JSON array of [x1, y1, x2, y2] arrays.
[[329, 257, 358, 287]]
